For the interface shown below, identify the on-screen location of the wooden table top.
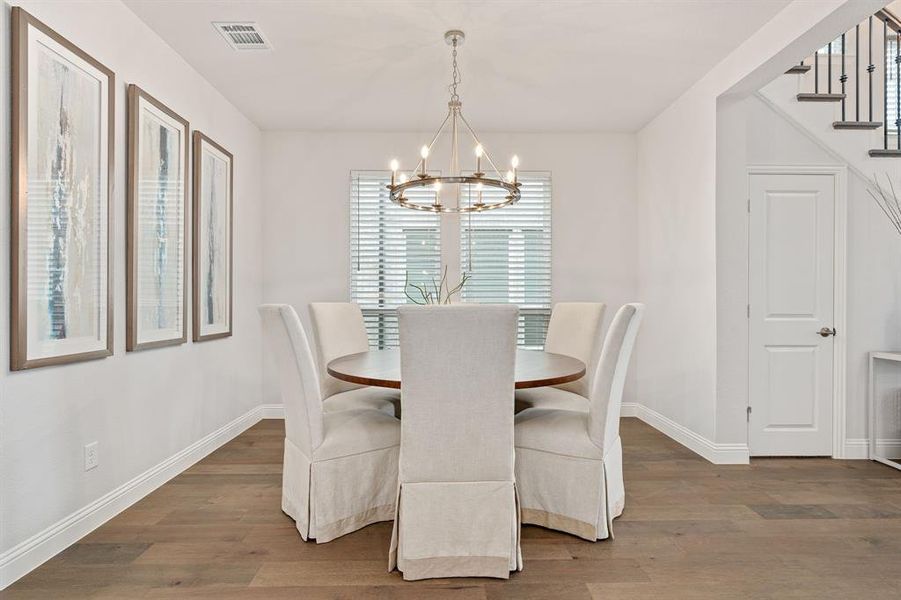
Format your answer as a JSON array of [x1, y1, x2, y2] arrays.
[[327, 348, 586, 390]]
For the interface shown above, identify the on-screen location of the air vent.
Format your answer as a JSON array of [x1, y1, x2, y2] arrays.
[[212, 22, 271, 50]]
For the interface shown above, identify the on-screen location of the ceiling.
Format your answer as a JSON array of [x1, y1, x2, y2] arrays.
[[124, 0, 791, 132]]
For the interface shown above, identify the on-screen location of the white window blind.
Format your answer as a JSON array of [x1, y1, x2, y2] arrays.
[[349, 171, 441, 348], [888, 36, 899, 135], [461, 172, 552, 348]]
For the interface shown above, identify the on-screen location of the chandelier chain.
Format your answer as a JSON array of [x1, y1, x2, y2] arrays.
[[450, 38, 461, 103]]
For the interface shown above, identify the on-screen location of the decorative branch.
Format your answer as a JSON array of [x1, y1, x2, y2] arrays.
[[443, 271, 470, 304], [404, 271, 427, 305], [869, 173, 901, 237], [404, 266, 470, 305]]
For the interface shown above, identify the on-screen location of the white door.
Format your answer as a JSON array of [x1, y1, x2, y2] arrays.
[[749, 173, 835, 456]]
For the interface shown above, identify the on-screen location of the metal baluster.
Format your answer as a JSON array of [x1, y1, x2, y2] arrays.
[[856, 24, 860, 122], [885, 18, 889, 150], [840, 33, 847, 120], [815, 46, 820, 93], [870, 16, 876, 123], [828, 41, 833, 94]]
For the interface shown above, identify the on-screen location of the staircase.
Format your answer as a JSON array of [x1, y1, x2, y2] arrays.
[[784, 7, 901, 157]]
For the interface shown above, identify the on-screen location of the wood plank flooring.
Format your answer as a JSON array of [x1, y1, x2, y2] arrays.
[[6, 418, 901, 599]]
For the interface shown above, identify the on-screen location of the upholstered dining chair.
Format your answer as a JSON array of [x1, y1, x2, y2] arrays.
[[260, 304, 400, 543], [514, 303, 644, 541], [309, 302, 399, 416], [389, 305, 522, 580], [515, 302, 606, 413]]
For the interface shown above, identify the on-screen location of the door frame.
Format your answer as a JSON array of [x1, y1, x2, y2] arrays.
[[746, 165, 847, 458]]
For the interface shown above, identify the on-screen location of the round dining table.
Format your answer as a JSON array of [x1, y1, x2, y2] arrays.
[[327, 348, 585, 390]]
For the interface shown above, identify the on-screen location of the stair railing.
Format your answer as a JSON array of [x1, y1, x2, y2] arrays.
[[872, 8, 901, 156], [789, 7, 901, 157]]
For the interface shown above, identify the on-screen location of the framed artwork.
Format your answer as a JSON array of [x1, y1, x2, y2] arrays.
[[192, 131, 233, 341], [127, 85, 189, 351], [11, 8, 114, 370]]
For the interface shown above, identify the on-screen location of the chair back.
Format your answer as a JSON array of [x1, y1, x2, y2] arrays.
[[259, 304, 324, 455], [587, 303, 644, 452], [309, 302, 370, 398], [544, 302, 606, 397], [398, 305, 518, 483]]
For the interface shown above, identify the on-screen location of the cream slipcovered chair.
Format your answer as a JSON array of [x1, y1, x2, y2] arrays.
[[515, 302, 606, 413], [309, 302, 399, 416], [260, 304, 400, 543], [389, 305, 522, 580], [514, 303, 644, 541]]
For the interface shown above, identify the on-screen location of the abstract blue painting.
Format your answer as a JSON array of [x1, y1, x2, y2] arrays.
[[12, 8, 113, 369], [127, 86, 188, 350], [193, 132, 233, 341]]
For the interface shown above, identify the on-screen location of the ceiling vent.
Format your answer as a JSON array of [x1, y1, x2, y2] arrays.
[[212, 22, 271, 50]]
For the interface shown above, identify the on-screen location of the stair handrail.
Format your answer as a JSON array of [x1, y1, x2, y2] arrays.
[[876, 8, 901, 33]]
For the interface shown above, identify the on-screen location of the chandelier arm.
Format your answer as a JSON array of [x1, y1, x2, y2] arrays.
[[412, 110, 452, 175], [458, 112, 504, 178], [451, 110, 461, 207]]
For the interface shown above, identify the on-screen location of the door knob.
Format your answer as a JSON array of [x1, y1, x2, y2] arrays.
[[817, 327, 837, 337]]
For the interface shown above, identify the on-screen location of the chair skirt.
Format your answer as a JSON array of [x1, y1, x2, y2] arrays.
[[282, 438, 399, 543], [388, 481, 522, 580], [515, 436, 625, 541]]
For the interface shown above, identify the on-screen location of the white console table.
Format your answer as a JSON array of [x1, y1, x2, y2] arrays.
[[869, 352, 901, 471]]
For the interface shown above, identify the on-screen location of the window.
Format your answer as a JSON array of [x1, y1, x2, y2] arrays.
[[461, 172, 552, 348], [349, 171, 441, 347], [888, 36, 899, 135], [815, 35, 844, 55]]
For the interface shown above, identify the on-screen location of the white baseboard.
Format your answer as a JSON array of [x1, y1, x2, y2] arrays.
[[0, 404, 269, 590], [620, 402, 640, 418], [259, 403, 285, 419], [846, 438, 901, 460], [844, 438, 869, 459], [621, 402, 750, 465]]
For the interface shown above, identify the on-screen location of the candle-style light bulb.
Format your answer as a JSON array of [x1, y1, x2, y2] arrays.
[[475, 144, 484, 176], [511, 155, 519, 184], [420, 145, 429, 176], [434, 180, 442, 205], [399, 173, 408, 184], [390, 159, 399, 186]]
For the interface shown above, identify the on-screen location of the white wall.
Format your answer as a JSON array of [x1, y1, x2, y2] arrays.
[[261, 131, 638, 403], [0, 0, 264, 573], [718, 95, 901, 450], [636, 0, 884, 460]]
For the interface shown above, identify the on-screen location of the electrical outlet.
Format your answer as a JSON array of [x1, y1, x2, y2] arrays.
[[84, 442, 99, 471]]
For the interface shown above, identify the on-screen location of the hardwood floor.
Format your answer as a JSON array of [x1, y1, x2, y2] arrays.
[[6, 418, 901, 599]]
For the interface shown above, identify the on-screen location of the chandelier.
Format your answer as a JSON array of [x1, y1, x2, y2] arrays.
[[387, 30, 520, 213]]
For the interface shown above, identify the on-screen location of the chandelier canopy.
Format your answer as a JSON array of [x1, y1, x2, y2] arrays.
[[387, 30, 520, 214]]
